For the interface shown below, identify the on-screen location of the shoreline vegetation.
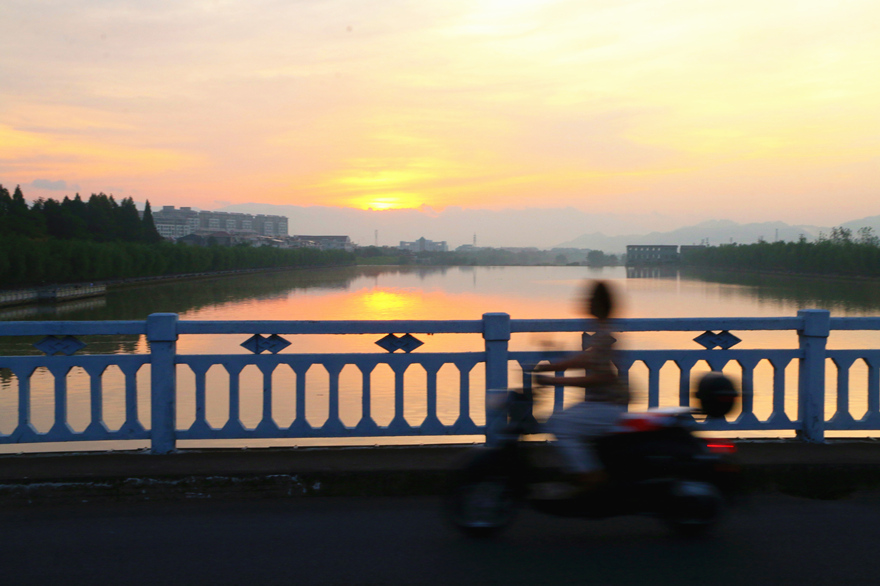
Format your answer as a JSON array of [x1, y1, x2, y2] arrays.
[[681, 228, 880, 279], [0, 184, 354, 288]]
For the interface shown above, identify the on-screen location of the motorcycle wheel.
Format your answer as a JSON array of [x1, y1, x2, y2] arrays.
[[447, 476, 517, 538], [663, 480, 724, 537]]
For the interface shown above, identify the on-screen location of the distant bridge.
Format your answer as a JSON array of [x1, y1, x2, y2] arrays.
[[1, 310, 879, 453]]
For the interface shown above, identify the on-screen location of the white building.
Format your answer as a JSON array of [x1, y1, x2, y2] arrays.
[[151, 206, 288, 240], [399, 237, 448, 252]]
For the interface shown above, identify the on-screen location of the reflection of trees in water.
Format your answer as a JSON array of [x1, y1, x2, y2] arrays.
[[0, 267, 456, 356], [682, 268, 880, 313], [0, 335, 142, 357]]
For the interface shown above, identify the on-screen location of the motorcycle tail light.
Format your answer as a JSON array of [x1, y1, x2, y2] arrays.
[[705, 440, 737, 454]]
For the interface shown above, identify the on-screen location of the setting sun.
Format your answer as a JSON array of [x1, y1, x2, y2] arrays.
[[352, 195, 422, 211]]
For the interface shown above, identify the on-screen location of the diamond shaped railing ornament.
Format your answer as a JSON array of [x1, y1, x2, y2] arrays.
[[694, 330, 742, 350], [241, 334, 292, 355], [375, 333, 424, 353], [581, 332, 617, 350], [34, 335, 87, 356]]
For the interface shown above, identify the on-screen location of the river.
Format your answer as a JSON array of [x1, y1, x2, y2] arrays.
[[2, 265, 880, 449]]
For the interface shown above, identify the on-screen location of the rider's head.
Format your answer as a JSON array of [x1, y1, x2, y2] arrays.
[[586, 280, 614, 320]]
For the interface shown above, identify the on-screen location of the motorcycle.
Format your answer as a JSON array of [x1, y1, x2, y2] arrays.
[[447, 372, 740, 537]]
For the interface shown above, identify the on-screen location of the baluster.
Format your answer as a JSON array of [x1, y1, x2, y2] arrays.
[[14, 366, 35, 441], [676, 358, 696, 408], [355, 363, 378, 433], [293, 365, 308, 431], [225, 365, 242, 432], [554, 370, 565, 413], [122, 363, 143, 434], [867, 356, 880, 423], [768, 357, 790, 424], [193, 366, 208, 430], [647, 360, 661, 409], [454, 363, 472, 430], [324, 362, 344, 433], [256, 363, 276, 433], [737, 357, 759, 426], [49, 364, 71, 437], [423, 363, 442, 432], [389, 363, 408, 431], [831, 357, 854, 425], [85, 363, 108, 436]]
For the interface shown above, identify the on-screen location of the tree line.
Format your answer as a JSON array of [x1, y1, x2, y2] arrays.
[[0, 184, 353, 287], [682, 227, 880, 278], [0, 184, 163, 243]]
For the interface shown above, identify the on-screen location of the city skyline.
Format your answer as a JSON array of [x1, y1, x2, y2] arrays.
[[2, 0, 878, 229]]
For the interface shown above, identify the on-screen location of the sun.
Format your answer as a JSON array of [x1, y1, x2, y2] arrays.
[[351, 193, 422, 211]]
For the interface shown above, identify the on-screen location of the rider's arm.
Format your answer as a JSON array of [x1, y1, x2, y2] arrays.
[[532, 350, 591, 373], [534, 370, 617, 389]]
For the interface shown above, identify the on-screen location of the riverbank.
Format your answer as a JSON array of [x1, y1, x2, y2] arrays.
[[681, 265, 880, 284], [2, 440, 880, 505], [0, 262, 358, 304], [0, 284, 106, 308]]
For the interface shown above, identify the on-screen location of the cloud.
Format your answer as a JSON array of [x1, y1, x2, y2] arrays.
[[31, 179, 80, 191]]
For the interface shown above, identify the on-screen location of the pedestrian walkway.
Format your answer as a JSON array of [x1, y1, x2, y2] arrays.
[[2, 440, 880, 504]]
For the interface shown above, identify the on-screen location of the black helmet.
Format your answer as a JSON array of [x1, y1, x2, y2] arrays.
[[695, 372, 739, 418]]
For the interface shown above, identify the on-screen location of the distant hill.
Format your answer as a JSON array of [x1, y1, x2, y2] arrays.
[[554, 220, 826, 253], [841, 214, 880, 234], [217, 202, 876, 252]]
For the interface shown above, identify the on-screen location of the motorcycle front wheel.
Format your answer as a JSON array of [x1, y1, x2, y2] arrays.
[[447, 475, 517, 538], [663, 480, 724, 537]]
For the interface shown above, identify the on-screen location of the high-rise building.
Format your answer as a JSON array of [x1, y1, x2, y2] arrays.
[[151, 207, 288, 240]]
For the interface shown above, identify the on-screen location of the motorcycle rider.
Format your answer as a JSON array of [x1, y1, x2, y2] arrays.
[[532, 280, 630, 496]]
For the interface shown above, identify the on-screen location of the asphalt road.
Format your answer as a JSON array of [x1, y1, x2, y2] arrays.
[[3, 492, 880, 586]]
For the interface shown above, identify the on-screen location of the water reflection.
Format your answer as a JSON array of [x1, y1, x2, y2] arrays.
[[626, 266, 679, 280], [682, 268, 880, 314]]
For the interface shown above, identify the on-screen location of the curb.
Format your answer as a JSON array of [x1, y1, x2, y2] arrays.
[[2, 442, 880, 505]]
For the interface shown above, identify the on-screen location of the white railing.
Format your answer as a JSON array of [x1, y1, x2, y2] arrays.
[[1, 310, 879, 453]]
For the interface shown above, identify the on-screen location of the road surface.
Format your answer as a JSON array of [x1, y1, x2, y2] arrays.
[[3, 491, 879, 585]]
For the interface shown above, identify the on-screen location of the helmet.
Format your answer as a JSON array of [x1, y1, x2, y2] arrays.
[[695, 372, 739, 418]]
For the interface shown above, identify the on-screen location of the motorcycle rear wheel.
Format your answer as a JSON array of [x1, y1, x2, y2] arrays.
[[448, 476, 517, 538]]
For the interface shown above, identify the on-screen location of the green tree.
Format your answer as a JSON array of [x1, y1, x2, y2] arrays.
[[118, 197, 144, 242], [141, 200, 163, 243]]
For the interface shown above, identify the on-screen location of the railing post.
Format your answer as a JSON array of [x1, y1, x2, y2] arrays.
[[797, 309, 830, 443], [147, 313, 178, 454], [483, 313, 510, 444]]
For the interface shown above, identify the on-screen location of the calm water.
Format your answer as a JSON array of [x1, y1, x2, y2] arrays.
[[2, 265, 880, 449]]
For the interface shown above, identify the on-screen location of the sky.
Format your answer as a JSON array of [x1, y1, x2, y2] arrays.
[[1, 0, 879, 228]]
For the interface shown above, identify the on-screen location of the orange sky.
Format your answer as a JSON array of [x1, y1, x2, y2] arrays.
[[1, 0, 878, 226]]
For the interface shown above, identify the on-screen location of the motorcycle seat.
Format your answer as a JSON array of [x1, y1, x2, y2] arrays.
[[612, 407, 693, 433]]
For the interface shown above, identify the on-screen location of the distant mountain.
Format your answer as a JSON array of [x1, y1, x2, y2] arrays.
[[841, 214, 880, 235], [554, 220, 826, 253], [216, 202, 875, 252]]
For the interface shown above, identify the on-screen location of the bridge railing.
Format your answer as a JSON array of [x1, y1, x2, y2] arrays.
[[1, 310, 879, 454]]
